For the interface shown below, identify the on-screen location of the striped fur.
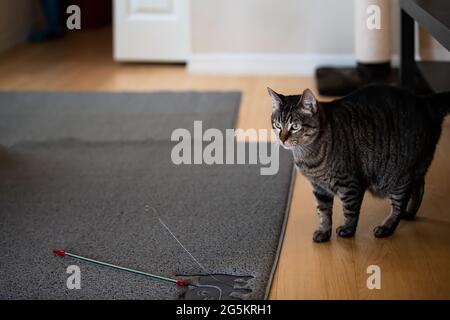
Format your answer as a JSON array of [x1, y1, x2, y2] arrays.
[[268, 85, 450, 242]]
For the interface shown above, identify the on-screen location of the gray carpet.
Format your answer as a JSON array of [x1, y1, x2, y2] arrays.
[[0, 91, 240, 145], [0, 91, 294, 300]]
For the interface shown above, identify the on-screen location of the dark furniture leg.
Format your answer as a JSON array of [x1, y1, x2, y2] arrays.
[[400, 9, 415, 89]]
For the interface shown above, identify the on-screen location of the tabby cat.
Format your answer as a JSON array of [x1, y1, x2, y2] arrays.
[[268, 85, 450, 242]]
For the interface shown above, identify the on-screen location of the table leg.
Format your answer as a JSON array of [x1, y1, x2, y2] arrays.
[[400, 9, 415, 90]]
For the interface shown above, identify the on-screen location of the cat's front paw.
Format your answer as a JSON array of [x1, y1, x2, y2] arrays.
[[373, 225, 395, 238], [336, 225, 356, 238], [313, 229, 331, 243]]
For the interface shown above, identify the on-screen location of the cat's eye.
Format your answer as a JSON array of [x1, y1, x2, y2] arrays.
[[291, 123, 301, 131], [273, 121, 282, 129]]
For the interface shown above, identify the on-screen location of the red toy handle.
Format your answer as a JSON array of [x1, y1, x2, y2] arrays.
[[176, 279, 186, 287], [53, 249, 66, 257]]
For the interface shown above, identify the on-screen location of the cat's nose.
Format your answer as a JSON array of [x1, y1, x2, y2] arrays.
[[279, 131, 288, 143]]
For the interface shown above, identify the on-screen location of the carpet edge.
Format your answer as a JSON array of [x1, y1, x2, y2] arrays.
[[263, 165, 297, 300]]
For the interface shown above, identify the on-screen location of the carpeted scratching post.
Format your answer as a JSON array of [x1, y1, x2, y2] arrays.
[[316, 0, 395, 96]]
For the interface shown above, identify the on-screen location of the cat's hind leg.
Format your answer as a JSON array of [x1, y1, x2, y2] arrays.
[[374, 183, 411, 238], [401, 177, 424, 220], [311, 183, 334, 243]]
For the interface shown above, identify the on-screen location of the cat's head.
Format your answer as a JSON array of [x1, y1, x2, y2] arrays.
[[268, 87, 321, 149]]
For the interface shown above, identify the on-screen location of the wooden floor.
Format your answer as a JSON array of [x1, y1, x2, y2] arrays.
[[1, 27, 449, 299]]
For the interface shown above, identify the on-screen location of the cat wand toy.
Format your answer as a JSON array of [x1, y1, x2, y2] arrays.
[[52, 249, 187, 288]]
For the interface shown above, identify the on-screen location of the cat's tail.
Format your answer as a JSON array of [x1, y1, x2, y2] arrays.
[[428, 91, 450, 117]]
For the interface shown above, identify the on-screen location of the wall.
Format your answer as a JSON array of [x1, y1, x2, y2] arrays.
[[189, 0, 400, 74], [0, 0, 33, 54], [419, 27, 450, 61], [191, 0, 355, 55], [189, 0, 449, 75]]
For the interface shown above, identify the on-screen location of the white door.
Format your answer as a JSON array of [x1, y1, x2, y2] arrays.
[[113, 0, 190, 62]]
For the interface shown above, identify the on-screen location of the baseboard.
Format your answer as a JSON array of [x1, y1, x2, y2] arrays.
[[187, 53, 357, 75], [187, 53, 405, 75]]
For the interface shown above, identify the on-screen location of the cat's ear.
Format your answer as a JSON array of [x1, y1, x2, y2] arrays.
[[267, 87, 283, 111], [298, 88, 318, 115]]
